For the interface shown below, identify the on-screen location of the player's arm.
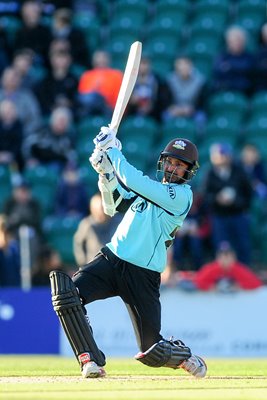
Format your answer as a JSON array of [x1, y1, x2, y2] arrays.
[[89, 148, 136, 216], [93, 128, 191, 215]]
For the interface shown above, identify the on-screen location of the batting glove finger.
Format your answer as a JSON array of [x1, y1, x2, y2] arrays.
[[89, 148, 113, 175], [93, 126, 122, 151]]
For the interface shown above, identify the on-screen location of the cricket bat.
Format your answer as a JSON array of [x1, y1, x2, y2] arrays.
[[109, 41, 142, 134]]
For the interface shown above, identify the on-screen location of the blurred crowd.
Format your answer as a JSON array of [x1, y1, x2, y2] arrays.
[[0, 0, 267, 291]]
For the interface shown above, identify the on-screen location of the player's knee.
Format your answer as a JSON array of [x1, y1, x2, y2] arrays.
[[135, 339, 191, 368], [49, 270, 82, 313]]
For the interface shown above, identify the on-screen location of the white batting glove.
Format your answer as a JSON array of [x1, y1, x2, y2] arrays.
[[89, 148, 113, 176], [93, 126, 122, 152]]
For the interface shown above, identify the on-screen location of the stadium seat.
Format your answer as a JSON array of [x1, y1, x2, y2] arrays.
[[144, 31, 180, 58], [112, 0, 148, 26], [161, 118, 197, 143], [123, 136, 153, 172], [208, 91, 248, 123], [186, 36, 221, 59], [236, 0, 266, 36], [245, 116, 267, 137], [152, 0, 188, 30], [250, 91, 267, 120], [143, 33, 180, 77], [119, 116, 159, 171], [76, 138, 95, 167], [190, 14, 225, 38], [0, 16, 21, 47], [205, 116, 241, 138], [193, 0, 230, 26], [0, 165, 12, 212], [143, 40, 177, 77], [185, 40, 216, 78], [155, 0, 189, 20], [78, 166, 99, 198], [145, 22, 183, 46], [150, 56, 173, 78], [147, 14, 185, 37], [109, 16, 140, 38], [24, 166, 59, 217], [72, 14, 101, 53], [43, 215, 81, 265], [106, 32, 140, 70], [77, 115, 110, 144], [120, 116, 159, 141], [188, 15, 225, 57]]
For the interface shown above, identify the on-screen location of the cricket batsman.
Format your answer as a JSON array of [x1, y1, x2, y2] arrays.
[[49, 126, 207, 379]]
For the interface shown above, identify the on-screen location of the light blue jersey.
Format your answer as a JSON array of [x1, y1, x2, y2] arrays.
[[106, 148, 193, 273]]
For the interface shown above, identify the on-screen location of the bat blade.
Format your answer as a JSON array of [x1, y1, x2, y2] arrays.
[[109, 41, 142, 134]]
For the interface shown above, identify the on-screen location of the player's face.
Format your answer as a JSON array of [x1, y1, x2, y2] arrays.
[[163, 156, 189, 183]]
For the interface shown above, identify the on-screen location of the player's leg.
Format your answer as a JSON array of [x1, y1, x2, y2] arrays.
[[116, 259, 207, 378], [50, 251, 117, 378]]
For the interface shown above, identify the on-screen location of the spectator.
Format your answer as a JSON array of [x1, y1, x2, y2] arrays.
[[0, 99, 24, 172], [3, 180, 43, 268], [203, 142, 253, 265], [194, 242, 263, 292], [0, 66, 42, 137], [12, 48, 42, 90], [127, 55, 173, 122], [164, 56, 206, 120], [54, 163, 88, 218], [161, 193, 210, 288], [73, 192, 121, 266], [24, 106, 76, 172], [0, 214, 21, 287], [3, 180, 42, 237], [77, 50, 123, 118], [34, 44, 78, 115], [211, 26, 254, 96], [49, 37, 71, 54], [43, 0, 74, 11], [51, 7, 90, 67], [166, 193, 208, 272], [0, 27, 10, 74], [32, 245, 62, 286], [240, 143, 267, 200], [13, 0, 52, 66], [254, 22, 267, 91]]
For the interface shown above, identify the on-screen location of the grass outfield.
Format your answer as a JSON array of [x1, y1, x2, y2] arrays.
[[0, 356, 267, 400]]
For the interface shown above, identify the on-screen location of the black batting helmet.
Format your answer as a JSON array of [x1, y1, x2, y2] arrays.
[[157, 138, 200, 183]]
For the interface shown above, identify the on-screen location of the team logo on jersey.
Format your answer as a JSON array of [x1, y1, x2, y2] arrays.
[[131, 200, 148, 213], [173, 140, 186, 150], [168, 185, 176, 199]]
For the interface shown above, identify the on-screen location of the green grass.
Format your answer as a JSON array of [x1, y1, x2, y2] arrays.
[[0, 356, 267, 400]]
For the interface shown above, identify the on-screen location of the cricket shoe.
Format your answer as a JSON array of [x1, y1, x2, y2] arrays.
[[82, 361, 106, 379], [179, 355, 207, 378]]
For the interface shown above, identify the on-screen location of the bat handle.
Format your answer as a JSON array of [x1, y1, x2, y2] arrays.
[[108, 123, 118, 136]]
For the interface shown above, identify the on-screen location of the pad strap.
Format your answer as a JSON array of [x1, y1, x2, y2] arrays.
[[135, 339, 191, 369], [50, 270, 105, 366]]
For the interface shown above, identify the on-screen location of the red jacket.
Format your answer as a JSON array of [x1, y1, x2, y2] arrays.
[[195, 260, 263, 290], [78, 68, 123, 108]]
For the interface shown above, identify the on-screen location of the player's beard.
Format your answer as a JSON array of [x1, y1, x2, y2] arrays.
[[163, 167, 185, 184]]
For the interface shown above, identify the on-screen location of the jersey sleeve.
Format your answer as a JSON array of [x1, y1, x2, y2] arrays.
[[107, 147, 192, 216]]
